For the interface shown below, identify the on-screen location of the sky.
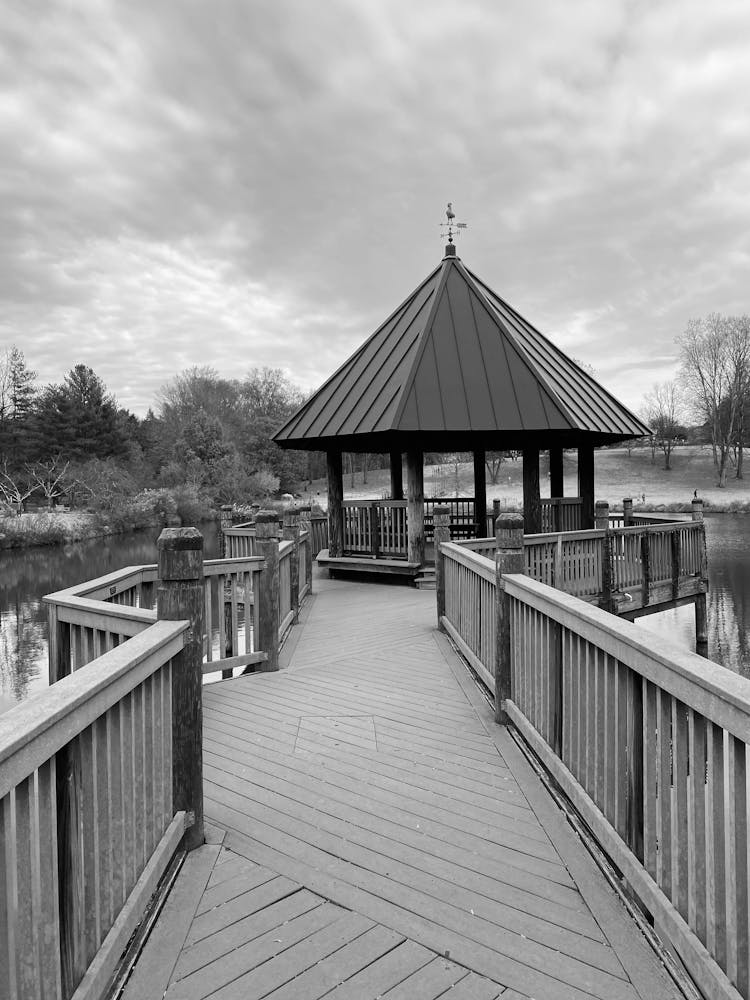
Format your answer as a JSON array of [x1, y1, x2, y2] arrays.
[[2, 0, 749, 418]]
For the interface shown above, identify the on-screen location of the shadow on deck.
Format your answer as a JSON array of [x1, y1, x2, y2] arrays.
[[126, 574, 682, 1000]]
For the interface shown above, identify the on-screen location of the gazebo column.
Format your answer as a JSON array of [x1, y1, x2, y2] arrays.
[[549, 447, 564, 498], [578, 444, 595, 529], [326, 450, 344, 557], [389, 449, 403, 500], [522, 448, 541, 534], [406, 448, 425, 565], [473, 449, 486, 537]]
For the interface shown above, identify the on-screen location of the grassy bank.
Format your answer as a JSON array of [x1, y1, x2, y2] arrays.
[[305, 445, 750, 513]]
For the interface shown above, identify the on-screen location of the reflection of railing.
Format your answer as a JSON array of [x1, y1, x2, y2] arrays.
[[439, 531, 739, 1000]]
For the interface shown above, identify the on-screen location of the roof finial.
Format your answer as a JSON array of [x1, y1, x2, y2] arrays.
[[439, 202, 467, 258]]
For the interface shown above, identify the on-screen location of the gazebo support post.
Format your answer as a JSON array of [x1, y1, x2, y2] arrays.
[[406, 448, 425, 565], [327, 450, 344, 557], [549, 447, 564, 498], [389, 450, 403, 500], [578, 445, 595, 529], [473, 449, 487, 537], [522, 448, 541, 534]]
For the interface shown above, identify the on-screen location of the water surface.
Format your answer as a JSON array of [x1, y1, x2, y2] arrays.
[[0, 522, 220, 715]]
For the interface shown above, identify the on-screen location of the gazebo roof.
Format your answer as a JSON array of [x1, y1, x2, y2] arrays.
[[275, 248, 650, 452]]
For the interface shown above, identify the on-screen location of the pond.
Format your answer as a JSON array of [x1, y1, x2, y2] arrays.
[[0, 514, 748, 716], [0, 522, 221, 716]]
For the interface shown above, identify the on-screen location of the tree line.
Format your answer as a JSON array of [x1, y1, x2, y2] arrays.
[[0, 353, 315, 511]]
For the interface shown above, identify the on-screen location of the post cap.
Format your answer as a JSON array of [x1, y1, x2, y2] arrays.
[[595, 500, 609, 511], [255, 510, 280, 524], [495, 512, 524, 547], [157, 526, 203, 551]]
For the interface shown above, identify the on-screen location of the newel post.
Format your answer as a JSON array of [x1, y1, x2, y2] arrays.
[[219, 504, 233, 559], [692, 499, 708, 648], [256, 511, 280, 671], [623, 497, 633, 527], [283, 508, 300, 624], [434, 505, 451, 630], [494, 513, 525, 724], [157, 527, 205, 851], [596, 501, 614, 613], [298, 504, 313, 594]]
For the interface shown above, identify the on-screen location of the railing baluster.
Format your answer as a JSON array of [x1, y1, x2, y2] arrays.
[[658, 690, 673, 898], [643, 679, 658, 879], [729, 735, 748, 994], [707, 722, 727, 970], [14, 776, 40, 996], [36, 759, 62, 996], [673, 699, 689, 920], [688, 710, 707, 943], [95, 715, 112, 936]]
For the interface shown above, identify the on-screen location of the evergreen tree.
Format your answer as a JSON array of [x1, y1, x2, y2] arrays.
[[31, 365, 128, 462], [0, 346, 37, 466]]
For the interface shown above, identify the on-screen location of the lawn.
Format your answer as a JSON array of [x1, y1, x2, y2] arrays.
[[304, 445, 750, 513]]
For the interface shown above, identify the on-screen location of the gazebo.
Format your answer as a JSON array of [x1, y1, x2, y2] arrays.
[[275, 238, 649, 576]]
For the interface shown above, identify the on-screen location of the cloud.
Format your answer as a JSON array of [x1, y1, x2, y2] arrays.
[[2, 0, 749, 416]]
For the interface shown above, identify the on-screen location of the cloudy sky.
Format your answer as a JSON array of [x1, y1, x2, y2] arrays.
[[2, 1, 749, 417]]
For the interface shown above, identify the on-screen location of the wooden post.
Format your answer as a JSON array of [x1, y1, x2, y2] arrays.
[[623, 497, 633, 526], [578, 444, 595, 529], [473, 449, 486, 537], [369, 501, 381, 558], [549, 447, 564, 499], [406, 449, 425, 565], [494, 513, 525, 724], [255, 512, 280, 671], [327, 450, 344, 558], [492, 498, 501, 535], [283, 509, 300, 624], [641, 529, 652, 608], [434, 506, 451, 630], [48, 605, 71, 683], [522, 448, 541, 534], [671, 530, 681, 601], [594, 500, 609, 531], [596, 502, 614, 613], [157, 527, 205, 851], [219, 505, 233, 559], [693, 500, 709, 650], [389, 450, 403, 500], [298, 504, 313, 594]]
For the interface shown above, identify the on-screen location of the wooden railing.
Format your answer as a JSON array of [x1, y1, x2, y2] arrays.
[[502, 575, 748, 1000], [4, 515, 311, 998], [439, 517, 741, 1000], [341, 500, 408, 558], [46, 556, 271, 681], [460, 520, 706, 614]]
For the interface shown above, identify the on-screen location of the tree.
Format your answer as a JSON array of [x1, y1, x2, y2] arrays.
[[0, 346, 37, 466], [677, 314, 750, 486], [642, 382, 683, 470], [31, 365, 128, 462], [485, 451, 510, 485]]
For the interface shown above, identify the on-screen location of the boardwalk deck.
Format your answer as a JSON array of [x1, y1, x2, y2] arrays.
[[127, 575, 683, 1000]]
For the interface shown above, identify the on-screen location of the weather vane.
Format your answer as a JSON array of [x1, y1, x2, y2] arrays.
[[439, 202, 468, 244]]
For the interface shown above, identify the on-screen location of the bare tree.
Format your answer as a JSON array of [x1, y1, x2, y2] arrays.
[[27, 456, 70, 507], [0, 462, 36, 513], [642, 382, 683, 470], [677, 314, 750, 486]]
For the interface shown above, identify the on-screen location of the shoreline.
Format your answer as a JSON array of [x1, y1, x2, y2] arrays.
[[0, 510, 207, 551]]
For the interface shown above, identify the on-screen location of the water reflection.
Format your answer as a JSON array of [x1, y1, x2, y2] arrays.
[[634, 514, 750, 676], [0, 522, 220, 713]]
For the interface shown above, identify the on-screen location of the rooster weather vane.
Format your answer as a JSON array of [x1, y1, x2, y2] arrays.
[[439, 202, 468, 244]]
